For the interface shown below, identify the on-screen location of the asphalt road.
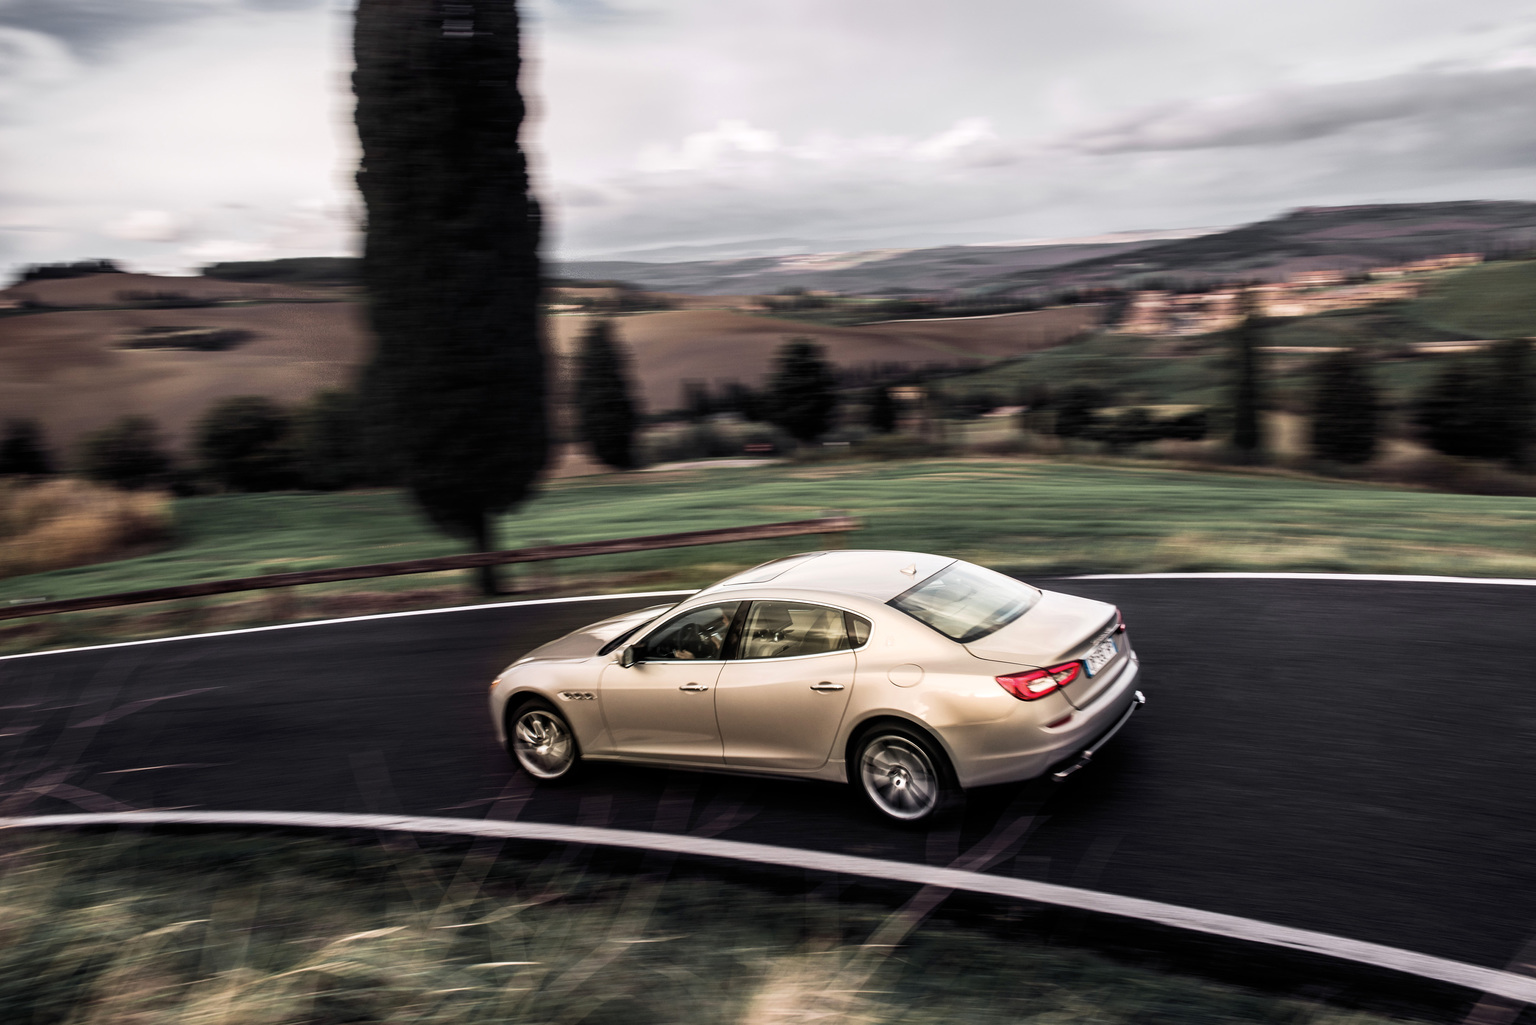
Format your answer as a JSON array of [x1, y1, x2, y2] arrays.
[[2, 579, 1533, 973]]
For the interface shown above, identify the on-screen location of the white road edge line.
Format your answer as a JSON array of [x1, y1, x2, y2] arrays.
[[7, 571, 1533, 663], [0, 590, 698, 662], [1070, 572, 1536, 585], [2, 809, 1531, 1005]]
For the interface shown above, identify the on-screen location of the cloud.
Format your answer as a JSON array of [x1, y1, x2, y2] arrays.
[[1060, 64, 1536, 154], [0, 25, 77, 104], [636, 119, 779, 173], [0, 0, 219, 57], [104, 209, 188, 241], [0, 0, 326, 58]]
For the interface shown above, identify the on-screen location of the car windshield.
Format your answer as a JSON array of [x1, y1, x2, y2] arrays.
[[888, 562, 1040, 643]]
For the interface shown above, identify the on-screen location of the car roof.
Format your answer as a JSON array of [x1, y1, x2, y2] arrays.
[[696, 549, 956, 603]]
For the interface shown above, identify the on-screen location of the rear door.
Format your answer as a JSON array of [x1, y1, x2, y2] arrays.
[[714, 601, 860, 770]]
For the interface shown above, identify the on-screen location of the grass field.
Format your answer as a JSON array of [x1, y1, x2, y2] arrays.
[[1, 458, 1533, 625], [0, 830, 1432, 1025], [1409, 259, 1536, 339]]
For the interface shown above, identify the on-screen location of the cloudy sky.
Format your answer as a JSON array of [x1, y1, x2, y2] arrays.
[[3, 0, 1536, 276]]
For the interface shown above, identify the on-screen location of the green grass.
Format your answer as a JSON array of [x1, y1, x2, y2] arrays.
[[2, 460, 1534, 616], [0, 830, 1433, 1025], [1409, 260, 1536, 339]]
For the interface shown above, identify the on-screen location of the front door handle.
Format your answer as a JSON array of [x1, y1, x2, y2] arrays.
[[679, 683, 709, 692], [809, 681, 845, 691]]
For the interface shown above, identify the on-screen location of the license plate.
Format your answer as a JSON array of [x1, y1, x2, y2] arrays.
[[1083, 637, 1117, 676]]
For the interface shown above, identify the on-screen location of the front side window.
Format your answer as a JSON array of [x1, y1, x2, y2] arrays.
[[888, 562, 1040, 643], [637, 603, 740, 661], [738, 601, 850, 659]]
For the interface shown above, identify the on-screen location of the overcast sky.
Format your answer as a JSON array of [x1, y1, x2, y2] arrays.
[[3, 0, 1536, 276]]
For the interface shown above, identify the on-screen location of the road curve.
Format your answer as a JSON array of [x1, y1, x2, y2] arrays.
[[1, 578, 1532, 973]]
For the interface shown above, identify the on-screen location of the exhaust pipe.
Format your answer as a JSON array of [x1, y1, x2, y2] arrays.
[[1052, 690, 1144, 782]]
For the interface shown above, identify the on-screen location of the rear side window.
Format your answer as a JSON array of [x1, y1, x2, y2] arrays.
[[738, 601, 852, 659], [888, 562, 1040, 643]]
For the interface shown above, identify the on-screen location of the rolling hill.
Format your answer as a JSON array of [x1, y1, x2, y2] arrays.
[[0, 277, 1098, 453], [561, 202, 1536, 299]]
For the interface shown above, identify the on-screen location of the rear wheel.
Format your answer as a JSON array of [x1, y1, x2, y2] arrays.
[[854, 724, 958, 825], [508, 700, 580, 781]]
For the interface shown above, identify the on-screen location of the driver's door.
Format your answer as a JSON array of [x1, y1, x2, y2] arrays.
[[597, 601, 743, 764]]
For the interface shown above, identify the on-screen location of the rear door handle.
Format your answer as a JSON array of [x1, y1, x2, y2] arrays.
[[679, 683, 709, 692], [809, 681, 845, 692]]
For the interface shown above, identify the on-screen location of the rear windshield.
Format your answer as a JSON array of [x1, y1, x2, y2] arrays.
[[888, 562, 1040, 643]]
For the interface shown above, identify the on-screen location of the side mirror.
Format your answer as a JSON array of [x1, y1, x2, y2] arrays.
[[618, 645, 637, 669]]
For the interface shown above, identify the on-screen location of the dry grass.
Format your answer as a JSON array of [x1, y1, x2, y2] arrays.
[[0, 831, 1435, 1025], [0, 479, 173, 579]]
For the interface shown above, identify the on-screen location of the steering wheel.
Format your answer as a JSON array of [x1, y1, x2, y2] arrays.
[[676, 622, 708, 658]]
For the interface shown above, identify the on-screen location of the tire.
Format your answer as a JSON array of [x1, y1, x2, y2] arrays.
[[853, 723, 959, 825], [507, 699, 581, 782]]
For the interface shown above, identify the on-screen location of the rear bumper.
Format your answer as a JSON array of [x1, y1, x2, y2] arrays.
[[1049, 688, 1145, 781], [950, 654, 1143, 787]]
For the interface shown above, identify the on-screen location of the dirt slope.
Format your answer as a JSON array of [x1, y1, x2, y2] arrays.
[[0, 274, 1098, 452], [0, 302, 368, 453], [3, 273, 336, 306], [548, 306, 1099, 410]]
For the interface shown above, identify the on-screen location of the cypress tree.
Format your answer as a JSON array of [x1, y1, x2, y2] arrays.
[[1414, 361, 1488, 459], [1309, 349, 1378, 464], [767, 338, 838, 442], [1230, 292, 1266, 461], [354, 0, 545, 595], [0, 419, 54, 476], [1486, 338, 1533, 469], [575, 318, 638, 469], [867, 385, 897, 434]]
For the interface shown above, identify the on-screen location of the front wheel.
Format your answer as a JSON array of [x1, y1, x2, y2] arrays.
[[854, 725, 958, 825], [508, 700, 581, 781]]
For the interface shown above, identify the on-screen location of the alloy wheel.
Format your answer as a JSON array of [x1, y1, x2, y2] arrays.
[[513, 708, 576, 779], [859, 734, 940, 822]]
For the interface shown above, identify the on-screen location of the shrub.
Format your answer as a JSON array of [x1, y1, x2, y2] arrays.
[[0, 420, 55, 477], [78, 416, 173, 489], [195, 396, 300, 492]]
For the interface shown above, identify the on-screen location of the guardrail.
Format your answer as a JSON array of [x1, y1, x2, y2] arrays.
[[0, 515, 861, 622]]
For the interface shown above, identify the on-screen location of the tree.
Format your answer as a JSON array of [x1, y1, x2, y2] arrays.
[[354, 0, 545, 595], [767, 338, 838, 442], [1486, 338, 1533, 469], [1230, 292, 1266, 461], [196, 396, 300, 492], [682, 380, 713, 421], [1053, 384, 1102, 439], [575, 319, 639, 469], [79, 416, 172, 489], [1309, 349, 1379, 464], [867, 385, 897, 434], [1413, 342, 1534, 467], [0, 419, 54, 476], [297, 390, 374, 490]]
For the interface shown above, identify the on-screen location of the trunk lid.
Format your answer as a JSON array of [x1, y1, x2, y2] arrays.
[[964, 588, 1122, 708]]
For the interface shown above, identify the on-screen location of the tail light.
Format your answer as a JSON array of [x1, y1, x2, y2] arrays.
[[996, 661, 1080, 701], [1114, 607, 1126, 633]]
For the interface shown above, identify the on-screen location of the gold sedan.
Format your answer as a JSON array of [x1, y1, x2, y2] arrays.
[[489, 550, 1144, 824]]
